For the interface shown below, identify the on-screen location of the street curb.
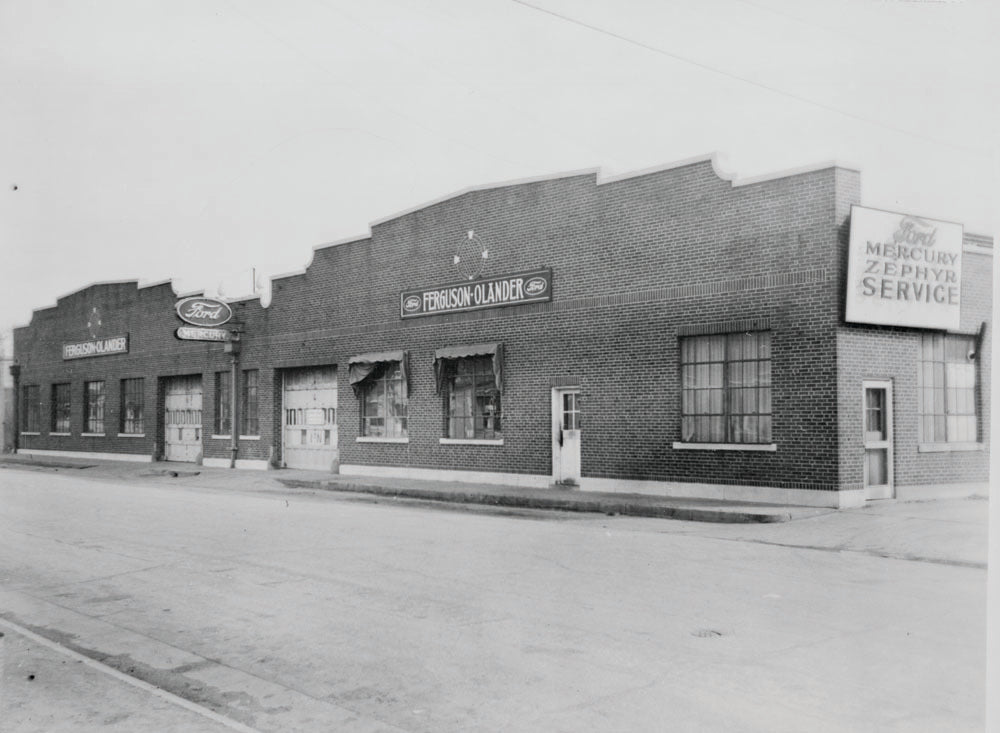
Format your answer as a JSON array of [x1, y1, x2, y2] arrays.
[[276, 479, 793, 523]]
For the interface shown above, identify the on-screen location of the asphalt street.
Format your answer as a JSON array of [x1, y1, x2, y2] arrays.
[[0, 467, 988, 732]]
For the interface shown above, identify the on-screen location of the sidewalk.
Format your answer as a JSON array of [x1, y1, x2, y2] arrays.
[[0, 623, 246, 733], [0, 454, 832, 524]]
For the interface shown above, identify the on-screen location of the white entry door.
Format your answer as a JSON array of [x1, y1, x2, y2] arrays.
[[282, 366, 338, 471], [552, 388, 581, 485], [163, 375, 203, 462], [863, 379, 893, 500]]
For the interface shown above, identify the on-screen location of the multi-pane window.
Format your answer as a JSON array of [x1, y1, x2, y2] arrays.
[[22, 385, 41, 432], [51, 383, 71, 433], [918, 333, 978, 443], [360, 362, 407, 438], [84, 380, 106, 433], [680, 331, 772, 444], [120, 378, 144, 434], [444, 356, 502, 439], [241, 369, 259, 436], [216, 371, 231, 434]]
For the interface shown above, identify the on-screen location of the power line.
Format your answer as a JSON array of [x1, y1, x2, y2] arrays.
[[509, 0, 984, 155]]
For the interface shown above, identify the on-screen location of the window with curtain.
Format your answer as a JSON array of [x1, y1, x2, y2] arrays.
[[443, 355, 502, 439], [918, 333, 978, 443], [84, 380, 105, 433], [22, 385, 40, 432], [51, 383, 71, 433], [680, 331, 772, 444], [216, 371, 231, 434], [360, 362, 407, 438], [241, 369, 259, 436], [120, 378, 144, 434]]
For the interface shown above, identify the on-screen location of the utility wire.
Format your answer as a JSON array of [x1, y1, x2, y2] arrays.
[[509, 0, 984, 155]]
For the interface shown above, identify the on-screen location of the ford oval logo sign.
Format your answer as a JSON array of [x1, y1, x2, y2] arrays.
[[524, 277, 548, 296], [402, 295, 422, 313], [175, 297, 233, 327]]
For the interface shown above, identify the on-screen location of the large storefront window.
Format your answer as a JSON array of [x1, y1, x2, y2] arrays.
[[84, 380, 106, 433], [51, 383, 71, 433], [919, 333, 978, 443], [680, 331, 772, 444], [443, 355, 502, 440], [22, 385, 40, 432], [120, 378, 144, 434]]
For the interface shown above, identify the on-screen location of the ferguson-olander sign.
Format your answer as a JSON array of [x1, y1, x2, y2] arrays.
[[63, 335, 129, 360], [845, 205, 963, 330], [400, 268, 552, 319]]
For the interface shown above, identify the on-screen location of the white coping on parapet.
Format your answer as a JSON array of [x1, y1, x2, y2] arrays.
[[277, 153, 866, 282]]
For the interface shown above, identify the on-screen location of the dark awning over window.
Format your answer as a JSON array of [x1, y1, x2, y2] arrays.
[[433, 343, 503, 395], [347, 350, 408, 396]]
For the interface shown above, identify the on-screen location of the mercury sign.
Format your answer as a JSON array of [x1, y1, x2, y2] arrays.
[[175, 297, 233, 327], [845, 205, 963, 330], [400, 269, 552, 319]]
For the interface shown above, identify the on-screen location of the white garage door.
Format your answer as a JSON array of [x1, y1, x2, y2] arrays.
[[164, 375, 203, 463], [282, 366, 338, 471]]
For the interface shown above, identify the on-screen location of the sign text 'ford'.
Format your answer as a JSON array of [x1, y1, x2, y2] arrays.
[[175, 297, 233, 327]]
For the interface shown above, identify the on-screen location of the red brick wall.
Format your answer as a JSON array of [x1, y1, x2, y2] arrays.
[[12, 160, 992, 494]]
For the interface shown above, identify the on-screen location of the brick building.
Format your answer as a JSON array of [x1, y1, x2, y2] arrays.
[[10, 156, 992, 507]]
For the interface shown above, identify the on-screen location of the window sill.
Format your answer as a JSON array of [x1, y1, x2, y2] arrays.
[[20, 431, 41, 436], [211, 435, 231, 440], [49, 432, 71, 437], [439, 438, 504, 446], [672, 442, 777, 452], [81, 433, 105, 438], [118, 433, 146, 438], [357, 436, 409, 444], [239, 435, 261, 441], [917, 442, 983, 453]]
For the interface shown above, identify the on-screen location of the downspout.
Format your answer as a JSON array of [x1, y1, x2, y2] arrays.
[[225, 333, 241, 469], [8, 363, 20, 455]]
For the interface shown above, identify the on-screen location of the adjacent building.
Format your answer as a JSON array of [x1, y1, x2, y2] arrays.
[[10, 156, 992, 507]]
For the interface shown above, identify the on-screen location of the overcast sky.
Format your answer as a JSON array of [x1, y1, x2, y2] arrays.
[[1, 0, 995, 332]]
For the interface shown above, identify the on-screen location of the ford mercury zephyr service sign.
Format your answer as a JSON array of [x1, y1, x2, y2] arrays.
[[845, 205, 963, 331]]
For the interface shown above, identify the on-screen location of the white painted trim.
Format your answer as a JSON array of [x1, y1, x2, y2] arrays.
[[357, 437, 409, 443], [17, 448, 152, 463], [894, 481, 989, 501], [338, 464, 863, 507], [862, 379, 894, 500], [49, 432, 71, 437], [81, 433, 105, 438], [210, 434, 231, 440], [917, 442, 984, 453], [239, 435, 261, 441], [672, 442, 777, 452], [117, 433, 146, 438], [19, 431, 40, 436], [340, 464, 549, 489], [438, 438, 504, 446], [579, 476, 865, 508], [202, 457, 269, 470]]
